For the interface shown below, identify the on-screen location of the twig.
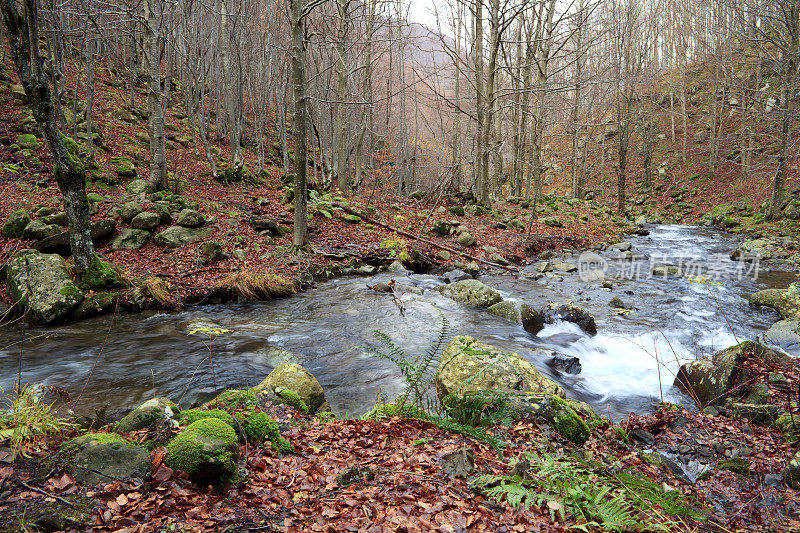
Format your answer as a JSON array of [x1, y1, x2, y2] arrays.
[[331, 202, 519, 273], [19, 481, 75, 506]]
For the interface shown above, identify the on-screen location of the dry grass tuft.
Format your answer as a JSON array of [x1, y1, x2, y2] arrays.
[[216, 269, 294, 300], [141, 276, 172, 304]]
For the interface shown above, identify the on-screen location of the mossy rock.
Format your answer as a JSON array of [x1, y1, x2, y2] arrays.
[[717, 457, 751, 476], [164, 418, 239, 483], [117, 397, 180, 432], [435, 279, 502, 308], [276, 388, 309, 414], [235, 411, 292, 453], [259, 363, 328, 414], [63, 433, 149, 486], [81, 256, 123, 291], [16, 133, 39, 150], [72, 291, 117, 320], [434, 336, 565, 402], [181, 408, 237, 431], [777, 414, 800, 444], [504, 392, 591, 445], [205, 388, 259, 410], [2, 209, 31, 238]]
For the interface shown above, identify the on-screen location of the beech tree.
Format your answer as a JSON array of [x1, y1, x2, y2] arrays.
[[1, 0, 95, 272]]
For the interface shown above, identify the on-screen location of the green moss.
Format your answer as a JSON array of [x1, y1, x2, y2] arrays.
[[72, 291, 117, 320], [717, 458, 750, 476], [549, 395, 591, 445], [61, 432, 138, 456], [236, 411, 293, 453], [182, 408, 237, 430], [205, 388, 258, 410], [777, 414, 800, 444], [2, 208, 30, 238], [164, 418, 239, 482], [117, 398, 180, 432], [81, 255, 123, 290], [277, 389, 309, 414]]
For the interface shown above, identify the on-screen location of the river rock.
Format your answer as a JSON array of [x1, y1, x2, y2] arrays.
[[442, 270, 471, 283], [547, 354, 582, 375], [154, 226, 213, 248], [759, 320, 800, 353], [2, 209, 31, 237], [34, 219, 117, 255], [6, 249, 84, 324], [674, 342, 790, 407], [112, 228, 151, 251], [117, 397, 180, 432], [543, 304, 597, 336], [551, 261, 578, 273], [164, 418, 239, 484], [750, 282, 800, 320], [434, 335, 565, 402], [487, 300, 545, 335], [609, 242, 632, 252], [131, 211, 161, 230], [730, 239, 775, 262], [435, 279, 502, 308], [259, 363, 328, 414], [64, 434, 150, 486], [176, 208, 206, 228], [652, 265, 683, 276]]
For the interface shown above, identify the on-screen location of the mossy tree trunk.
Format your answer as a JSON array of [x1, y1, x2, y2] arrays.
[[0, 0, 95, 273]]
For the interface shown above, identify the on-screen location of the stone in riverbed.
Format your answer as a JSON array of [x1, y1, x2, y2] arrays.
[[749, 282, 800, 320], [487, 300, 545, 335], [543, 304, 597, 336], [435, 279, 502, 308], [652, 265, 683, 276], [434, 335, 565, 401], [758, 319, 800, 353]]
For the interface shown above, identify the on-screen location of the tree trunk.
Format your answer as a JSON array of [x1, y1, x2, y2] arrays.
[[290, 0, 309, 246], [0, 0, 94, 272], [144, 0, 168, 190]]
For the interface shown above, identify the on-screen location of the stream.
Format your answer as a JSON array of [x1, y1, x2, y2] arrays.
[[0, 225, 795, 421]]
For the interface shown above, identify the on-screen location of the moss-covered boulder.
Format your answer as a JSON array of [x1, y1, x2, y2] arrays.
[[2, 209, 30, 238], [111, 228, 151, 251], [235, 412, 293, 453], [435, 336, 564, 404], [117, 397, 180, 432], [674, 342, 790, 407], [435, 279, 503, 308], [6, 249, 84, 324], [487, 300, 545, 335], [114, 157, 137, 179], [81, 257, 122, 290], [16, 133, 39, 150], [164, 418, 239, 483], [126, 179, 149, 196], [504, 392, 592, 445], [175, 208, 205, 228], [181, 408, 237, 431], [63, 433, 150, 486], [750, 283, 800, 320], [20, 220, 60, 241], [259, 363, 328, 414]]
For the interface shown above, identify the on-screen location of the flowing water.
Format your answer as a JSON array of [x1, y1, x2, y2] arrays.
[[0, 225, 795, 420]]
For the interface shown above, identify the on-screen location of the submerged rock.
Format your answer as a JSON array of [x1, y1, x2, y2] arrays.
[[6, 249, 84, 324], [436, 279, 502, 308], [487, 300, 545, 335], [434, 335, 564, 402], [758, 319, 800, 353]]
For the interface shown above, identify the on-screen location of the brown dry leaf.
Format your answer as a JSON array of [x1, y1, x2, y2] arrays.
[[48, 473, 75, 491], [546, 501, 562, 511], [116, 493, 129, 506]]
